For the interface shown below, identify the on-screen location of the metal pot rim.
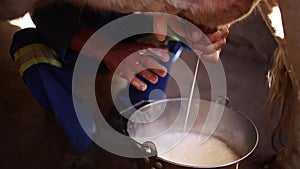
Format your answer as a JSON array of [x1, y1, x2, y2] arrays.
[[129, 98, 259, 168]]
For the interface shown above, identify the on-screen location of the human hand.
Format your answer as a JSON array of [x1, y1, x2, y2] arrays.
[[103, 42, 170, 91], [186, 25, 230, 63], [153, 15, 229, 63]]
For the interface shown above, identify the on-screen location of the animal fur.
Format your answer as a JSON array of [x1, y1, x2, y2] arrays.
[[67, 0, 261, 27], [1, 0, 260, 28]]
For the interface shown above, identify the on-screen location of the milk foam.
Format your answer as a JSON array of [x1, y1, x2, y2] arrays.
[[157, 132, 239, 167]]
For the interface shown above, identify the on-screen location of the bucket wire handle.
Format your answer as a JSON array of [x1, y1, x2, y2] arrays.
[[118, 99, 158, 135], [119, 99, 157, 116]]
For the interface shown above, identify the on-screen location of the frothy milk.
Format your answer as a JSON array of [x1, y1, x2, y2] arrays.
[[157, 132, 239, 167]]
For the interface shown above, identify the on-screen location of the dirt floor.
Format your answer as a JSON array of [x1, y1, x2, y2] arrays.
[[0, 10, 280, 169]]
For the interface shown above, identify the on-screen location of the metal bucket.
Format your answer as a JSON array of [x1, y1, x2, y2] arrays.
[[126, 98, 259, 169]]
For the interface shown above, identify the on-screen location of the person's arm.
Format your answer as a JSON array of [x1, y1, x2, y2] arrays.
[[69, 27, 170, 91], [31, 3, 170, 91]]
